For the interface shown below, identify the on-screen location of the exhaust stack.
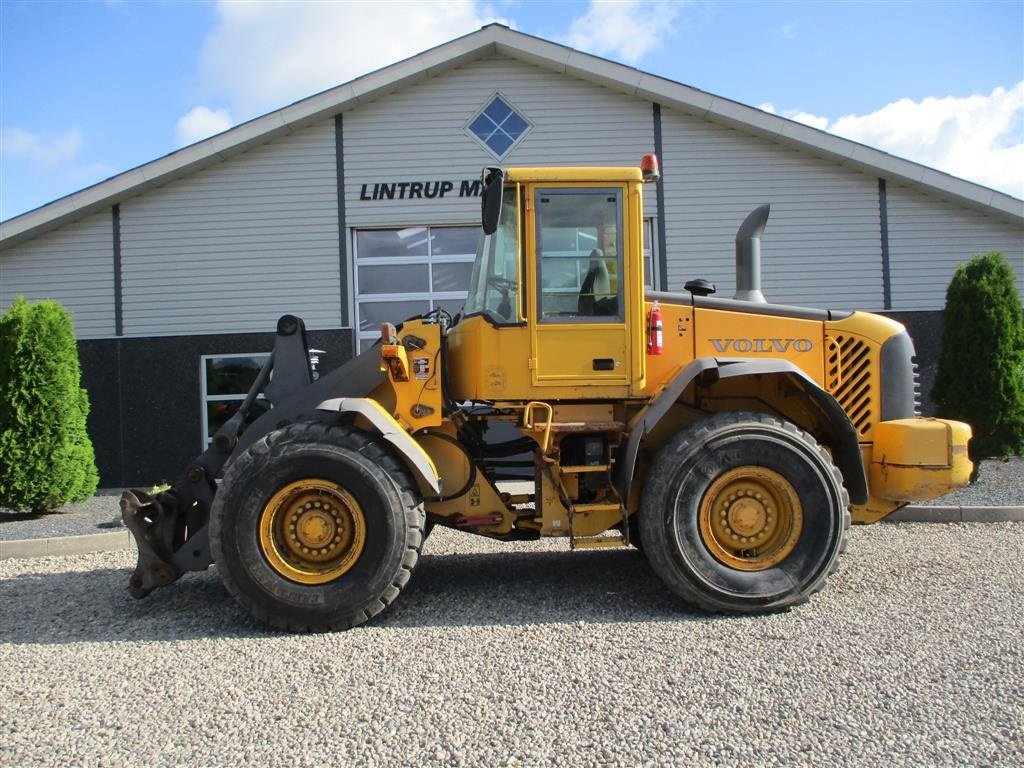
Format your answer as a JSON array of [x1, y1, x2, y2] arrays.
[[734, 204, 770, 303]]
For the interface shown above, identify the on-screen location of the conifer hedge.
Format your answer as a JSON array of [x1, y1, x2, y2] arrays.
[[932, 252, 1024, 459], [0, 297, 99, 512]]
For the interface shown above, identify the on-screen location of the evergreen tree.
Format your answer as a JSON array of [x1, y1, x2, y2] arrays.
[[0, 297, 99, 512], [932, 252, 1024, 459]]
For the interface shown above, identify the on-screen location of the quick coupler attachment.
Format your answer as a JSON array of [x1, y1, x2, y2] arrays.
[[120, 488, 185, 599]]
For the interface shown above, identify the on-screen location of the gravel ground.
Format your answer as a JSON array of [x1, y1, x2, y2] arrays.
[[931, 456, 1024, 506], [0, 492, 123, 541], [1, 457, 1021, 542], [1, 523, 1022, 768]]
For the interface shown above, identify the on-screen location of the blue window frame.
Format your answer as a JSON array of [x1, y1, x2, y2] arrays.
[[466, 94, 531, 160]]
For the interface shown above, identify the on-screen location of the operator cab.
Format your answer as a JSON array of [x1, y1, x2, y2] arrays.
[[449, 159, 656, 401], [465, 174, 623, 323]]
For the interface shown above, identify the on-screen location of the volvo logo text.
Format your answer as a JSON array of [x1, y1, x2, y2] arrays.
[[710, 338, 814, 354]]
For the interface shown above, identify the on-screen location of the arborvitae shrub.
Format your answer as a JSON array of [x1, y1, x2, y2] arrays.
[[932, 252, 1024, 459], [0, 297, 99, 512]]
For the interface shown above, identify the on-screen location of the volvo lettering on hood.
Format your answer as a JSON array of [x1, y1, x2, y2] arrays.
[[710, 338, 814, 353]]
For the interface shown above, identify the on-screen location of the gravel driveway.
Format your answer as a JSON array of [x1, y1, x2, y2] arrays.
[[2, 523, 1021, 767]]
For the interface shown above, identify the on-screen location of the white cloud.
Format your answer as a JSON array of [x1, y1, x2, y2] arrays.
[[760, 101, 827, 130], [195, 1, 504, 118], [781, 23, 797, 40], [789, 111, 828, 131], [176, 106, 233, 146], [763, 83, 1024, 199], [566, 0, 681, 64], [0, 128, 82, 167]]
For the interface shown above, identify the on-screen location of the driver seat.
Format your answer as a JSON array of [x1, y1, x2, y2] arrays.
[[578, 250, 612, 315]]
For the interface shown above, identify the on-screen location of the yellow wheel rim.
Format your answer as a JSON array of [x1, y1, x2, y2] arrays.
[[698, 466, 803, 571], [258, 479, 366, 585]]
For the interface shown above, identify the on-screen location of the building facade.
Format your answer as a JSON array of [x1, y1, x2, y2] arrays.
[[2, 25, 1022, 486]]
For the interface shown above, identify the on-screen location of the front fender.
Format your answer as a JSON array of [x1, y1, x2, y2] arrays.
[[615, 357, 867, 506], [317, 397, 441, 495]]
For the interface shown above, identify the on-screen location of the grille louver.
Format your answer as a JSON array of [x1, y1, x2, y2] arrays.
[[827, 335, 875, 437], [911, 355, 922, 416]]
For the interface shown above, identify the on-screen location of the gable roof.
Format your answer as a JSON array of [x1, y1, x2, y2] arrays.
[[3, 23, 1021, 247]]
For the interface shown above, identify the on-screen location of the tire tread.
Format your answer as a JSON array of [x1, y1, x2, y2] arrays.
[[640, 411, 851, 614], [210, 421, 425, 633]]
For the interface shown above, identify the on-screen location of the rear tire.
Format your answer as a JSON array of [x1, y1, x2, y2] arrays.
[[639, 412, 849, 613], [210, 422, 424, 632]]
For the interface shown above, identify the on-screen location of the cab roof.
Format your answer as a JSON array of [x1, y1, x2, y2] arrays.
[[504, 166, 643, 183]]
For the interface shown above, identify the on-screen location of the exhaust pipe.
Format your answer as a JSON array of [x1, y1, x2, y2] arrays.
[[734, 204, 770, 303]]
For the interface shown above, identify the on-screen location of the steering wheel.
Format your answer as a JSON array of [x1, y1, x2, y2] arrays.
[[486, 276, 516, 319], [487, 276, 516, 291]]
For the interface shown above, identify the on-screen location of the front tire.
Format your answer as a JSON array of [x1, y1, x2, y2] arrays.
[[639, 412, 850, 613], [210, 422, 425, 632]]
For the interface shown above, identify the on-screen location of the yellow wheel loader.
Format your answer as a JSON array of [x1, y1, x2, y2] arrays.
[[121, 155, 972, 631]]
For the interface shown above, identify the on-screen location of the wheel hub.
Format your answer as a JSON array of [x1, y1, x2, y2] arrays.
[[259, 479, 366, 584], [699, 467, 803, 571], [295, 508, 333, 549], [726, 495, 769, 537]]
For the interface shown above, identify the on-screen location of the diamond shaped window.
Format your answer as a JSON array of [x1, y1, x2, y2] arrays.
[[466, 95, 531, 160]]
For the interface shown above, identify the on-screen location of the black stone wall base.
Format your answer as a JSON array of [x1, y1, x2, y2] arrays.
[[78, 329, 354, 488], [882, 309, 944, 416]]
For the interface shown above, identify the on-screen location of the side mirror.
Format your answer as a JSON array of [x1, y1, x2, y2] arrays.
[[481, 167, 504, 235]]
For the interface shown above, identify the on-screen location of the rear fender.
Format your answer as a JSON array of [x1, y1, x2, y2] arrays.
[[317, 397, 441, 495], [616, 357, 867, 506]]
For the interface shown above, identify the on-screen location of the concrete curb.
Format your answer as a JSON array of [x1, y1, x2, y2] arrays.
[[0, 531, 133, 560], [884, 505, 1024, 523], [1, 506, 1022, 560]]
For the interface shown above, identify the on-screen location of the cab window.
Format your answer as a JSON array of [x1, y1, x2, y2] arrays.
[[464, 187, 520, 324], [535, 189, 623, 323]]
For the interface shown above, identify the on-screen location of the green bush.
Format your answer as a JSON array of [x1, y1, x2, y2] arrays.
[[0, 297, 99, 512], [932, 252, 1024, 459]]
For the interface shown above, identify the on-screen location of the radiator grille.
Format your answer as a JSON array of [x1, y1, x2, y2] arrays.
[[827, 335, 875, 436], [911, 355, 922, 416]]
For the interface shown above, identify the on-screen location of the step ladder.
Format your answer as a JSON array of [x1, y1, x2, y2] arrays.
[[524, 402, 632, 550], [558, 460, 630, 551]]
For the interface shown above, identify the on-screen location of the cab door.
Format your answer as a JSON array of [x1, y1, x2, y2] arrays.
[[527, 184, 636, 391]]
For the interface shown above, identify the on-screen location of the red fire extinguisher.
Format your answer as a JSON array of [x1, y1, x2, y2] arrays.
[[647, 301, 663, 355]]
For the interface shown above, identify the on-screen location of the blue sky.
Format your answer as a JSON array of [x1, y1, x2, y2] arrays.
[[1, 0, 1022, 222]]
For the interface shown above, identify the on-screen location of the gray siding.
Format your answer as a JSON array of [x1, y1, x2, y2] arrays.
[[887, 184, 1024, 310], [343, 55, 657, 229], [119, 122, 341, 336], [660, 108, 884, 309], [0, 212, 114, 338]]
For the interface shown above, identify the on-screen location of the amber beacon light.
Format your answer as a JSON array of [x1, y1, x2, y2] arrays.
[[640, 153, 661, 183]]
